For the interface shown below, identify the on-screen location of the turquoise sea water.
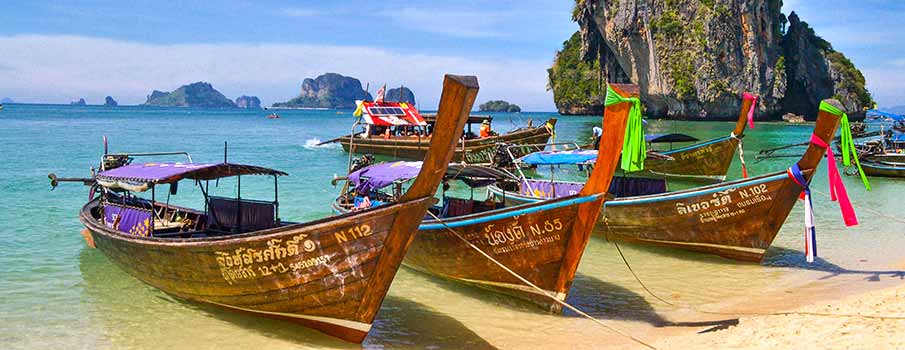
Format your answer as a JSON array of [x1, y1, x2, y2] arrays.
[[1, 104, 903, 349]]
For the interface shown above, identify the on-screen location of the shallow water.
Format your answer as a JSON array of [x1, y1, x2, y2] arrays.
[[1, 104, 903, 349]]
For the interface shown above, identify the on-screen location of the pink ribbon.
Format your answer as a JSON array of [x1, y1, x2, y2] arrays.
[[742, 92, 757, 129], [809, 134, 858, 226]]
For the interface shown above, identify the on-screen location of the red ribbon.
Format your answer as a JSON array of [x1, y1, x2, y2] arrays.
[[742, 93, 757, 129], [809, 134, 858, 226]]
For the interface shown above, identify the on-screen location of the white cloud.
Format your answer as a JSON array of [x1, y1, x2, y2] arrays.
[[0, 34, 554, 110], [374, 7, 508, 38]]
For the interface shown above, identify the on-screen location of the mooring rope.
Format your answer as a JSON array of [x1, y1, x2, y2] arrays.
[[609, 234, 905, 321], [425, 211, 657, 349], [811, 188, 905, 225]]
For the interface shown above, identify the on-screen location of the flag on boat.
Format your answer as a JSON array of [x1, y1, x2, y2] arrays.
[[358, 101, 426, 126], [375, 84, 386, 103]]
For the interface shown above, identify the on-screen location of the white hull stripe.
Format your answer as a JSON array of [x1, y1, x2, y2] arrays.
[[629, 237, 766, 255], [203, 299, 372, 332]]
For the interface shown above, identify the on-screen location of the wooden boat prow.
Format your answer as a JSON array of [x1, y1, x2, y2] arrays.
[[642, 92, 757, 181], [74, 74, 479, 343], [398, 83, 634, 311], [488, 98, 845, 262]]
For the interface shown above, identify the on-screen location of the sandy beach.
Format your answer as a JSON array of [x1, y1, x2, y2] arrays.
[[658, 282, 905, 349]]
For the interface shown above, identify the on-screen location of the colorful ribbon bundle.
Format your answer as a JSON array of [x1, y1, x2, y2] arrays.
[[787, 164, 816, 262], [742, 92, 758, 129], [787, 130, 860, 262], [605, 85, 646, 172], [819, 101, 871, 191]]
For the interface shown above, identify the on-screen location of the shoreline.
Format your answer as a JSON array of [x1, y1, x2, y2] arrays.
[[655, 280, 905, 349]]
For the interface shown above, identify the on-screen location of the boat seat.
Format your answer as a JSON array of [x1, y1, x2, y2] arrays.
[[208, 196, 276, 233], [442, 197, 474, 218]]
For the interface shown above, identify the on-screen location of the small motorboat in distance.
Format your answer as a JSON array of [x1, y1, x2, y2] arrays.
[[266, 113, 280, 119], [49, 74, 480, 343]]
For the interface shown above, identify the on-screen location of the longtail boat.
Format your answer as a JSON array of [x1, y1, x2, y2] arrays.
[[332, 84, 637, 311], [321, 97, 556, 164], [51, 74, 479, 343], [489, 98, 848, 262], [858, 160, 905, 178], [634, 92, 758, 181]]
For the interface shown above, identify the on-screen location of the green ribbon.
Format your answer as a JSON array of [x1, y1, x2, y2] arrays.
[[819, 101, 871, 191], [605, 85, 646, 172]]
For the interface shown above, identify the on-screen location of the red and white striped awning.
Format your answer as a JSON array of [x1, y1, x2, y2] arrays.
[[354, 100, 426, 126]]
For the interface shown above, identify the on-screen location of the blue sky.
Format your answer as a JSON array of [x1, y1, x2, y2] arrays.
[[0, 1, 902, 110]]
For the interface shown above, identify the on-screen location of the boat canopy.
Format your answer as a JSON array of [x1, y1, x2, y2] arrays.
[[96, 162, 287, 192], [517, 150, 598, 165], [349, 161, 512, 193], [867, 109, 904, 121], [355, 100, 426, 126], [645, 133, 700, 143]]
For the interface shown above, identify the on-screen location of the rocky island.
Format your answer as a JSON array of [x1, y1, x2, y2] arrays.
[[479, 100, 522, 112], [1, 97, 13, 104], [143, 82, 236, 108], [272, 73, 371, 109], [104, 96, 118, 107], [70, 98, 87, 106], [550, 0, 872, 120], [385, 87, 416, 105], [235, 95, 262, 109]]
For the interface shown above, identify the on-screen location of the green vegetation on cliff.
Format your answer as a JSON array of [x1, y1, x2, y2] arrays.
[[547, 31, 603, 113]]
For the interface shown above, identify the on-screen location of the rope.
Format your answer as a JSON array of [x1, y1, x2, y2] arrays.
[[425, 211, 657, 349], [610, 238, 905, 321], [811, 188, 905, 225], [733, 133, 748, 178]]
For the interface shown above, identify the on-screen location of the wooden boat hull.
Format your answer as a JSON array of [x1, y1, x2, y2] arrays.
[[407, 195, 604, 312], [340, 121, 555, 164], [81, 196, 433, 343], [643, 135, 740, 181], [490, 173, 796, 262], [859, 161, 905, 178]]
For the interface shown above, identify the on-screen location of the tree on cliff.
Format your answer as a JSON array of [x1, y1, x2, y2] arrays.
[[548, 32, 605, 115]]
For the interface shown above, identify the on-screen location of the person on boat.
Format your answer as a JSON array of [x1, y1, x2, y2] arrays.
[[479, 120, 493, 138], [592, 126, 603, 149]]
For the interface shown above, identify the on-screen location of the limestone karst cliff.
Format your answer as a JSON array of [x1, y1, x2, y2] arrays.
[[551, 0, 872, 120]]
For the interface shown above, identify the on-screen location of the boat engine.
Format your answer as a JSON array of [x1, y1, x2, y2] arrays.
[[351, 154, 375, 172], [491, 143, 514, 169]]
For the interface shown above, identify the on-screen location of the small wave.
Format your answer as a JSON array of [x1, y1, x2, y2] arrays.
[[303, 138, 340, 150]]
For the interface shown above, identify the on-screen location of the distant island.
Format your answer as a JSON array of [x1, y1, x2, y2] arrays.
[[479, 100, 521, 113], [385, 87, 416, 105], [104, 96, 118, 107], [70, 98, 87, 106], [555, 3, 872, 120], [143, 82, 236, 108], [272, 73, 371, 109], [235, 95, 262, 109], [1, 97, 13, 104]]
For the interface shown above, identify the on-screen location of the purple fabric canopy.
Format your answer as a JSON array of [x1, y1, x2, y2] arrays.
[[96, 162, 287, 192], [349, 161, 423, 194], [98, 162, 219, 182]]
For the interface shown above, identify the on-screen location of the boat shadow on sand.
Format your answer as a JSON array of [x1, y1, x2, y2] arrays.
[[763, 246, 905, 281], [79, 249, 496, 349], [405, 266, 735, 329]]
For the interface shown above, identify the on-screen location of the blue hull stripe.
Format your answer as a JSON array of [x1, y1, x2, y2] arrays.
[[661, 136, 731, 155], [491, 172, 788, 207], [419, 194, 603, 231]]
